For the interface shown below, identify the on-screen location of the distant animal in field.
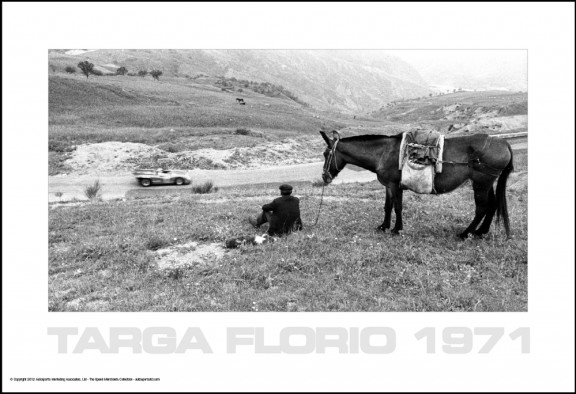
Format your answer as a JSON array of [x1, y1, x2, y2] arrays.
[[236, 98, 245, 104], [320, 130, 514, 239], [239, 101, 246, 105]]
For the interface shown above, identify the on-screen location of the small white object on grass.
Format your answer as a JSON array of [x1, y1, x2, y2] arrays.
[[253, 234, 268, 245]]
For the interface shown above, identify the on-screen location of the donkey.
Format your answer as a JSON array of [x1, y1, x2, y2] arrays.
[[320, 130, 514, 239], [236, 98, 245, 104]]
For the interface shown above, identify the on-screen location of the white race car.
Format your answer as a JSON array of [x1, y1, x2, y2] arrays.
[[133, 168, 192, 187]]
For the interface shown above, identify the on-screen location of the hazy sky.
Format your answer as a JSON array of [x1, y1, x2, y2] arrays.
[[386, 50, 527, 91], [386, 49, 526, 67]]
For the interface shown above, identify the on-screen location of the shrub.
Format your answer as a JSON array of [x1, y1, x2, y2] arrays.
[[77, 61, 94, 78], [55, 192, 63, 198], [65, 66, 76, 74], [159, 143, 180, 153], [83, 180, 102, 200], [91, 69, 103, 76], [165, 267, 185, 280], [191, 180, 218, 194], [234, 128, 251, 135], [150, 70, 163, 80], [138, 70, 148, 77], [49, 140, 75, 152], [116, 66, 128, 75], [145, 236, 169, 251]]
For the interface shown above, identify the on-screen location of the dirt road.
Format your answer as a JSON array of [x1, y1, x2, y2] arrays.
[[49, 137, 527, 202]]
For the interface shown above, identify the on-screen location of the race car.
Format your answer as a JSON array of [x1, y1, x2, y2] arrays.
[[133, 168, 192, 187]]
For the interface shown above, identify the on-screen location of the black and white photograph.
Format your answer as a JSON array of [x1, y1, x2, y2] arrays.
[[47, 48, 528, 312], [3, 2, 574, 392]]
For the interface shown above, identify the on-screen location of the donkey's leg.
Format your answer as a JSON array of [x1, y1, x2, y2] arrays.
[[459, 183, 491, 239], [378, 187, 393, 231], [475, 185, 497, 236], [391, 186, 404, 234]]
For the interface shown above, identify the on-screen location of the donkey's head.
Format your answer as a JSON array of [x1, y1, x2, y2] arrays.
[[320, 130, 344, 184]]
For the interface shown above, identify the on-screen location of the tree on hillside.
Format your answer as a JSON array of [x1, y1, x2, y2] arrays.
[[150, 70, 163, 81], [77, 61, 94, 78], [138, 70, 148, 77], [65, 66, 76, 74], [116, 66, 128, 76]]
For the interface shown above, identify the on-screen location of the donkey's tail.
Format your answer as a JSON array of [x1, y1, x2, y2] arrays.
[[496, 143, 514, 238]]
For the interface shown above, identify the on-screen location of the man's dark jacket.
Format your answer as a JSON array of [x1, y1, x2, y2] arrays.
[[262, 195, 303, 236]]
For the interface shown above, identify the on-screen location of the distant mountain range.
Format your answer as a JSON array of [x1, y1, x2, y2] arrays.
[[49, 49, 432, 113]]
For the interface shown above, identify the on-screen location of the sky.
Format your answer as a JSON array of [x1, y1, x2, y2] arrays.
[[386, 50, 528, 91]]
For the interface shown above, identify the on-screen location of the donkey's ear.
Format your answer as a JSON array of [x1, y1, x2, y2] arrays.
[[332, 129, 341, 141], [319, 131, 333, 148]]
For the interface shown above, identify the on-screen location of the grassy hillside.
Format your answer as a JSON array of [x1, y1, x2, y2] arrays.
[[49, 74, 350, 174], [49, 49, 432, 113], [49, 75, 527, 175], [372, 90, 527, 131], [48, 150, 528, 312], [49, 74, 329, 132]]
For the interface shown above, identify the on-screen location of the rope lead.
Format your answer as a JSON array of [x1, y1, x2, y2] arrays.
[[312, 183, 326, 226]]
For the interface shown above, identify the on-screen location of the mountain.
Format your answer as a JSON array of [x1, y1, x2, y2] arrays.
[[49, 49, 431, 113]]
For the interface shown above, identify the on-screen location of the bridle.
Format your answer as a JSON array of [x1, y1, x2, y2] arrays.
[[322, 131, 341, 183], [315, 130, 341, 226]]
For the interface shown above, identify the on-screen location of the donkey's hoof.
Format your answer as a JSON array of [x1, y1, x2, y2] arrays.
[[391, 228, 402, 235], [376, 225, 387, 232], [458, 232, 469, 240]]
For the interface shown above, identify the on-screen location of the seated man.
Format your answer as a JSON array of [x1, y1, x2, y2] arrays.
[[249, 184, 303, 236]]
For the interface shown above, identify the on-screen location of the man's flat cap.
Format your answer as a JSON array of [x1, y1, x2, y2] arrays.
[[279, 184, 293, 192]]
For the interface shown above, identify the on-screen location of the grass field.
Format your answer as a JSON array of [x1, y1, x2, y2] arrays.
[[49, 74, 341, 146], [48, 150, 527, 312], [48, 74, 348, 174]]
